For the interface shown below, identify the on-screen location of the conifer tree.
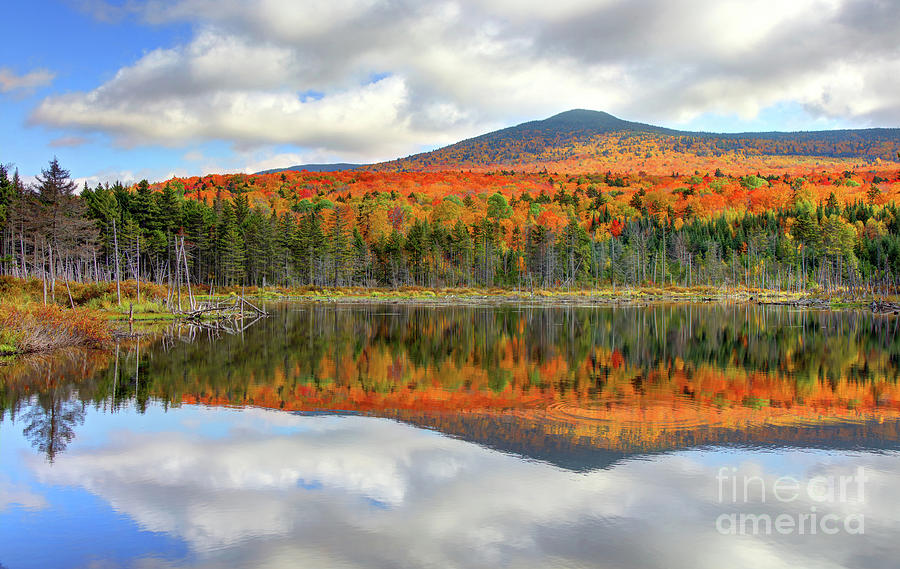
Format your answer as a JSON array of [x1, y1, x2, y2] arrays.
[[218, 202, 245, 285]]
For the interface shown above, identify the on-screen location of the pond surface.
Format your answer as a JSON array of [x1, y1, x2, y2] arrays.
[[2, 303, 900, 568]]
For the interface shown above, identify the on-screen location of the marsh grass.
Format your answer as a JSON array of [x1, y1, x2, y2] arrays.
[[0, 304, 112, 354]]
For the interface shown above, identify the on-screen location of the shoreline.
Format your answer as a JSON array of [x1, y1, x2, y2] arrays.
[[225, 286, 878, 310], [2, 283, 895, 359]]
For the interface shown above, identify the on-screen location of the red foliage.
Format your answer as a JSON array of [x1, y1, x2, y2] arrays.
[[609, 219, 624, 237]]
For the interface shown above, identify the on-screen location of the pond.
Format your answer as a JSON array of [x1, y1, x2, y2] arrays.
[[1, 303, 899, 568]]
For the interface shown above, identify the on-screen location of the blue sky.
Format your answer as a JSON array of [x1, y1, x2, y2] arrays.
[[3, 2, 192, 183], [3, 0, 897, 185]]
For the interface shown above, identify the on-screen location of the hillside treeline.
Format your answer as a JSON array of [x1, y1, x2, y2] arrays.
[[3, 159, 900, 294]]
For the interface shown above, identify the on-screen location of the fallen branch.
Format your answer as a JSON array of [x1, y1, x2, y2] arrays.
[[871, 300, 900, 314], [174, 297, 268, 321]]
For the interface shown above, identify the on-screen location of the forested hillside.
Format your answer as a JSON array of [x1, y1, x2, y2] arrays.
[[3, 156, 900, 294], [371, 110, 900, 173]]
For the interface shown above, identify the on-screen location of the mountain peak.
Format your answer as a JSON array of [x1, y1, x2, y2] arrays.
[[545, 109, 622, 124], [500, 109, 675, 137]]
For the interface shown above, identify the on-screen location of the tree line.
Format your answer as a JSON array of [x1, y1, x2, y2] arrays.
[[3, 158, 900, 295]]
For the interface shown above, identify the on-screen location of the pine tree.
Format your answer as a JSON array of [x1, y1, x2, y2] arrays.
[[405, 219, 428, 285], [130, 180, 161, 232], [0, 164, 13, 228], [867, 184, 881, 205], [243, 209, 275, 285], [233, 193, 250, 226], [157, 183, 183, 234], [352, 226, 368, 285], [276, 212, 296, 283], [329, 207, 351, 286], [218, 202, 245, 285], [31, 159, 97, 290], [0, 164, 17, 272]]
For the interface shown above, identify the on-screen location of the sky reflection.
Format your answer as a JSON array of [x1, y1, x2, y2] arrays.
[[2, 402, 898, 569]]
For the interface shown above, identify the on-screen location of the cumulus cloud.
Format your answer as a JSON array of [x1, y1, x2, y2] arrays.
[[29, 0, 900, 162], [0, 67, 55, 93]]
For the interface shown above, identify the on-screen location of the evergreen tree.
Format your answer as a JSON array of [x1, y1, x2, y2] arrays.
[[31, 159, 97, 284], [329, 207, 352, 286], [218, 202, 245, 285]]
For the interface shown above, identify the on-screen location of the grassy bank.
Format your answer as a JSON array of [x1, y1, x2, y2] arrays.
[[0, 276, 891, 358], [0, 276, 198, 322], [3, 275, 895, 310], [0, 304, 113, 356], [228, 284, 889, 308]]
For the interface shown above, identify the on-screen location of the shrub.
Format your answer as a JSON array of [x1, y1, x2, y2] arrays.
[[0, 305, 112, 354]]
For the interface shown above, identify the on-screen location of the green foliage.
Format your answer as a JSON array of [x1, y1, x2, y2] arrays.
[[293, 198, 313, 213], [316, 199, 336, 211], [487, 192, 512, 219], [739, 175, 768, 190]]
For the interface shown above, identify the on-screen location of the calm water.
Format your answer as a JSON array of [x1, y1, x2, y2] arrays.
[[2, 303, 900, 568]]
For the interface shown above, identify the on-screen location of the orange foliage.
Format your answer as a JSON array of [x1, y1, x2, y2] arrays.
[[141, 159, 900, 251]]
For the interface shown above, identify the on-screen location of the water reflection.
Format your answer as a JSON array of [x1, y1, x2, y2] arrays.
[[4, 405, 899, 569], [3, 304, 900, 463], [2, 304, 900, 568], [21, 394, 84, 463]]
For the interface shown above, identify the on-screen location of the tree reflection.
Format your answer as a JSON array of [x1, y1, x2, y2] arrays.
[[21, 390, 85, 462], [4, 304, 900, 459]]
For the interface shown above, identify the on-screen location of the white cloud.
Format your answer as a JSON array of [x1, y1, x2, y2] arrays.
[[29, 0, 900, 165], [73, 168, 156, 189], [0, 67, 55, 93]]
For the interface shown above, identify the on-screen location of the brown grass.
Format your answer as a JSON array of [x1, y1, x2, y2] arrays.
[[0, 304, 113, 354], [0, 275, 208, 308]]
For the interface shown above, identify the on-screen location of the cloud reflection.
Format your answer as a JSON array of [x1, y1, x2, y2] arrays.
[[0, 475, 47, 512], [27, 406, 900, 569]]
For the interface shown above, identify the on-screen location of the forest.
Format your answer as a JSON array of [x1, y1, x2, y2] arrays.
[[3, 156, 900, 295]]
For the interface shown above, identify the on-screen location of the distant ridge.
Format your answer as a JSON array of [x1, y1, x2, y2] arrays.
[[367, 109, 900, 171], [253, 109, 900, 174], [254, 163, 362, 175]]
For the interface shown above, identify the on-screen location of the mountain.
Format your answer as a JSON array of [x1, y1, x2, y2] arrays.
[[369, 109, 900, 172], [254, 163, 362, 175], [484, 108, 679, 137]]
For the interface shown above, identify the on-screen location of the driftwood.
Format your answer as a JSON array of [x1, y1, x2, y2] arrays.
[[175, 295, 268, 321], [158, 313, 266, 350], [871, 301, 900, 315], [758, 298, 831, 309], [181, 314, 265, 336]]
